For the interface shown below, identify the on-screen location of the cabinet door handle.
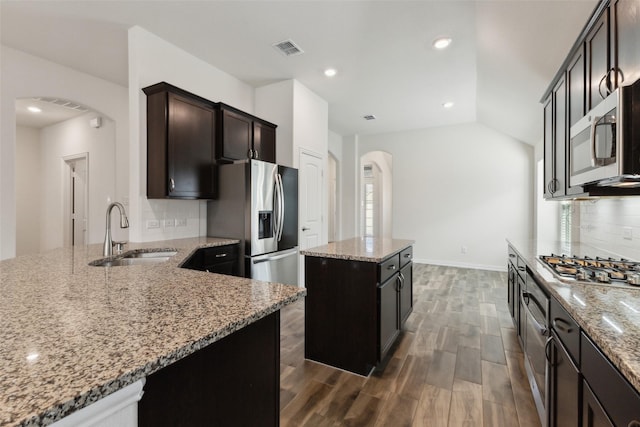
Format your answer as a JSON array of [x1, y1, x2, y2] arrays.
[[544, 335, 554, 365], [254, 149, 259, 160], [169, 178, 175, 192], [387, 264, 397, 271], [248, 149, 254, 159], [404, 253, 412, 259], [509, 254, 516, 258], [552, 318, 573, 334], [628, 421, 640, 427], [302, 227, 310, 231], [399, 272, 405, 290], [215, 253, 228, 258]]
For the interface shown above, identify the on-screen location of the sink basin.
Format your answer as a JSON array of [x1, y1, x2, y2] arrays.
[[123, 250, 178, 259], [89, 249, 178, 267]]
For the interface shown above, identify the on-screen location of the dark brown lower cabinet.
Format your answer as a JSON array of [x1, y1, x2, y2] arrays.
[[378, 274, 400, 359], [547, 330, 580, 427], [581, 332, 640, 427], [582, 380, 614, 427], [399, 262, 413, 325], [139, 311, 280, 427]]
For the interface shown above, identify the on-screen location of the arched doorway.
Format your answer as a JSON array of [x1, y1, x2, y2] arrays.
[[14, 97, 117, 255], [360, 151, 392, 238]]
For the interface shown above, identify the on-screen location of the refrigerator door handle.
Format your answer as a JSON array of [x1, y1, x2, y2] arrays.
[[275, 173, 285, 242], [252, 248, 298, 263]]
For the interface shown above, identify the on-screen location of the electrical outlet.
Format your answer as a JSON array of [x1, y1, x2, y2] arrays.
[[163, 219, 175, 228], [623, 227, 633, 240], [461, 246, 468, 254], [146, 220, 160, 229], [176, 218, 187, 227]]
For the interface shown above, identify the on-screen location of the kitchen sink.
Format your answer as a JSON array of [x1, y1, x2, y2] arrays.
[[89, 249, 178, 267]]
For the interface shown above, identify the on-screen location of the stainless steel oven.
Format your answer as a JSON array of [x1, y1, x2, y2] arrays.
[[569, 77, 640, 188], [521, 270, 549, 426]]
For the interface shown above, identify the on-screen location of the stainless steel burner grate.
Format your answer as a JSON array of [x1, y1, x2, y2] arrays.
[[539, 254, 640, 286]]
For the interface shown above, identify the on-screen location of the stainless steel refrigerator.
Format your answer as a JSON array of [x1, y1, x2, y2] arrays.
[[207, 160, 299, 285]]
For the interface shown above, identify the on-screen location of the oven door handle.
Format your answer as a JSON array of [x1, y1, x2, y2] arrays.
[[521, 292, 548, 337]]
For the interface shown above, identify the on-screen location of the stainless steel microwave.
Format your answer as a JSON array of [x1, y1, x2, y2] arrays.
[[569, 78, 640, 187]]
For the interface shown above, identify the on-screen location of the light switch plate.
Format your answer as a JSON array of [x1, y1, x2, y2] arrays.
[[163, 219, 175, 228]]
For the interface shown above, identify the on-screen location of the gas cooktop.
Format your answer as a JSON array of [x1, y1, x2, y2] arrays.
[[539, 254, 640, 287]]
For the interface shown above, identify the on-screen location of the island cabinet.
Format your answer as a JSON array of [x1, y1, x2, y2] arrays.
[[304, 242, 413, 376], [143, 82, 217, 199], [139, 311, 280, 427], [216, 103, 276, 163]]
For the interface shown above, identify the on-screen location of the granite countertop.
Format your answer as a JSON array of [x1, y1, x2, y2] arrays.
[[300, 237, 414, 262], [507, 238, 640, 396], [0, 237, 306, 427]]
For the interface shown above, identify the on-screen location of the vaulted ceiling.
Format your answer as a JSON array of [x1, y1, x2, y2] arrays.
[[1, 1, 597, 144]]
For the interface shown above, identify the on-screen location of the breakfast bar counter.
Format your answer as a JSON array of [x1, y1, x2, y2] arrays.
[[0, 237, 305, 426]]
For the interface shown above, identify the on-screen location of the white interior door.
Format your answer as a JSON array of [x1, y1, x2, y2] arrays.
[[299, 150, 324, 286]]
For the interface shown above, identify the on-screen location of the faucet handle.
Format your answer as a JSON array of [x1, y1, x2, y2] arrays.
[[112, 241, 128, 254]]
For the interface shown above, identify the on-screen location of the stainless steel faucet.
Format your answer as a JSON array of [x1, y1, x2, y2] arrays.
[[103, 202, 129, 256]]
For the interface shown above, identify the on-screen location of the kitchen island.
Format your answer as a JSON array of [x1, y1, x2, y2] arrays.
[[301, 237, 414, 375], [0, 237, 305, 426]]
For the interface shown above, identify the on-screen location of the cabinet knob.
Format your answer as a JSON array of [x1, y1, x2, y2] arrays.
[[388, 264, 396, 271], [169, 178, 175, 192]]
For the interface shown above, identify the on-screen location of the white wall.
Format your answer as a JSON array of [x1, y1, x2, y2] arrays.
[[357, 122, 534, 271], [39, 113, 118, 251], [127, 26, 255, 242], [328, 130, 343, 241], [255, 80, 295, 168], [15, 126, 41, 255], [1, 46, 128, 260], [341, 134, 359, 239]]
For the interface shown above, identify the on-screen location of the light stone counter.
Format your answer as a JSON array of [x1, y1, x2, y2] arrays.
[[0, 237, 305, 426], [301, 237, 414, 262], [507, 238, 640, 396]]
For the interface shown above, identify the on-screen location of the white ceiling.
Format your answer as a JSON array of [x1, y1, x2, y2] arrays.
[[1, 0, 598, 144]]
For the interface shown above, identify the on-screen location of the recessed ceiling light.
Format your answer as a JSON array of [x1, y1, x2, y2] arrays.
[[324, 68, 337, 77], [27, 106, 42, 113], [442, 102, 454, 109], [433, 37, 452, 50]]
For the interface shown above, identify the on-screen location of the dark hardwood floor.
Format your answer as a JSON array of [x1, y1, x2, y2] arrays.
[[280, 264, 541, 426]]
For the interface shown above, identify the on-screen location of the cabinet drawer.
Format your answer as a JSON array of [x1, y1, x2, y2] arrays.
[[379, 254, 400, 284], [581, 332, 640, 426], [202, 244, 239, 265], [400, 247, 413, 267], [550, 297, 580, 364]]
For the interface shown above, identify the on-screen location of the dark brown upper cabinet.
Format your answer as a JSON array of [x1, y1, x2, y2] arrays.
[[541, 0, 640, 199], [586, 8, 611, 111], [216, 103, 276, 163], [612, 0, 640, 88], [143, 82, 216, 199]]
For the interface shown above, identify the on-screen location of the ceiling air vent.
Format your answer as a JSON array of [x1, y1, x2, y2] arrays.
[[273, 39, 304, 57], [34, 97, 90, 113], [363, 114, 377, 121]]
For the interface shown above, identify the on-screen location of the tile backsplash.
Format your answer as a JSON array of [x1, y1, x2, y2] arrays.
[[140, 199, 204, 241], [577, 198, 640, 260]]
